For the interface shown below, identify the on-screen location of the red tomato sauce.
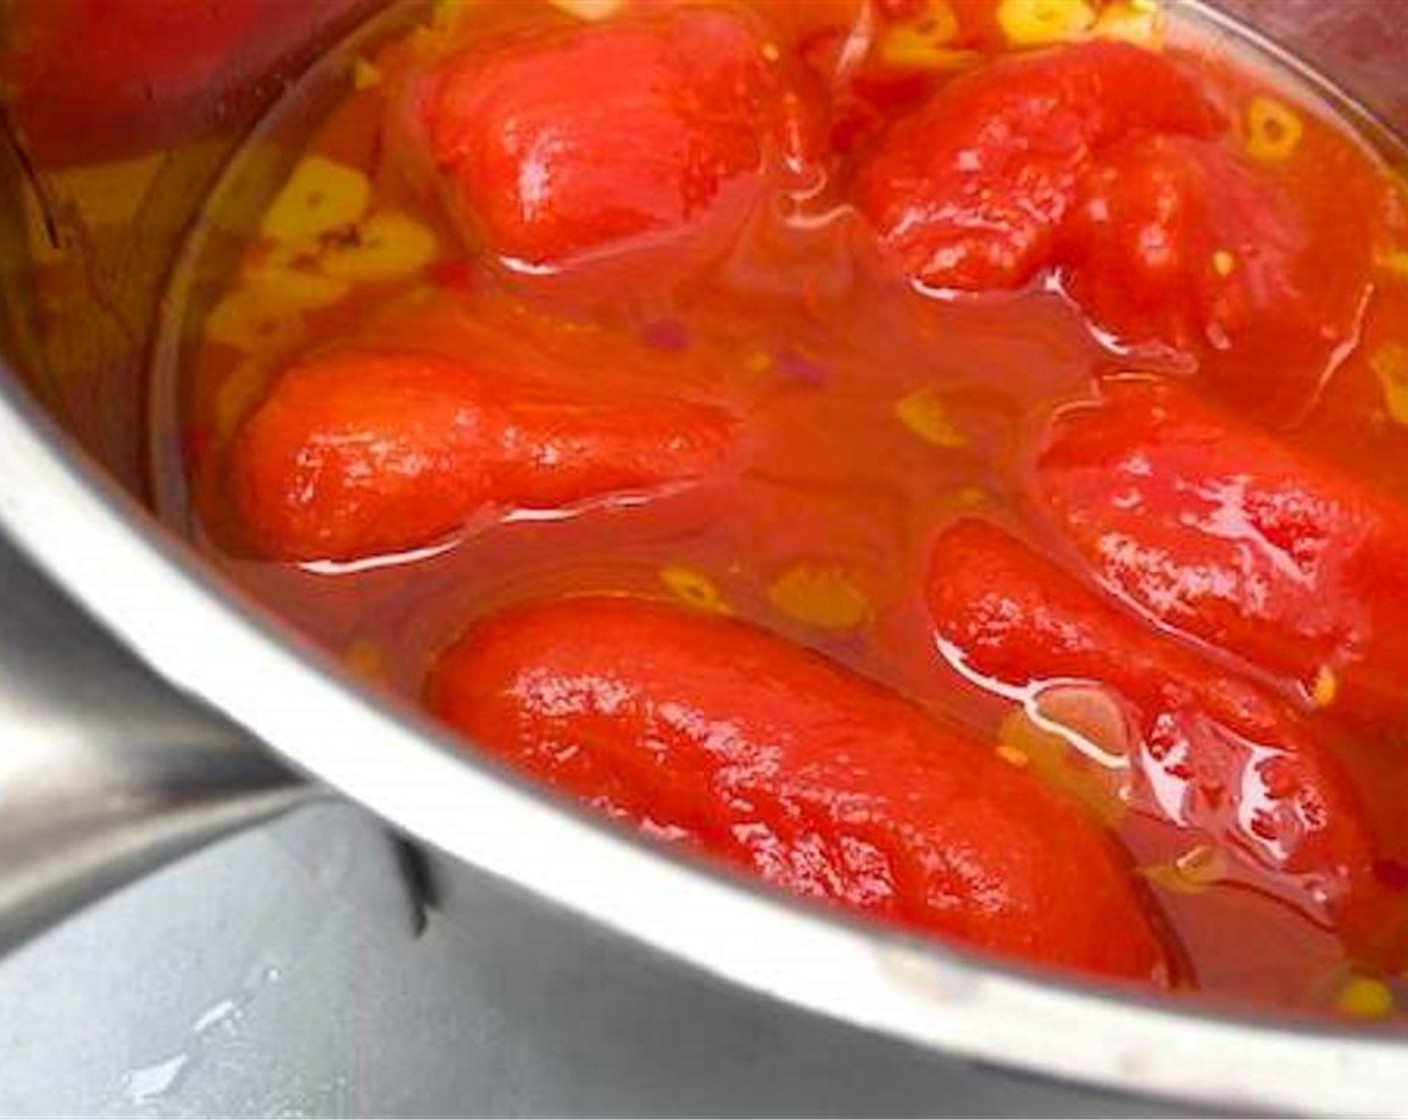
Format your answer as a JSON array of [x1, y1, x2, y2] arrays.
[[164, 0, 1408, 1019]]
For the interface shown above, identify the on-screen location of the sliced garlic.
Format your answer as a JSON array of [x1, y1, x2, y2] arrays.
[[204, 268, 348, 353], [997, 0, 1096, 46], [320, 211, 439, 284], [260, 156, 372, 249], [1371, 341, 1408, 427]]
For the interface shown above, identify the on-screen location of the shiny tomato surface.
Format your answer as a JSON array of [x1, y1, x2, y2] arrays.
[[170, 0, 1408, 1019], [431, 595, 1173, 984]]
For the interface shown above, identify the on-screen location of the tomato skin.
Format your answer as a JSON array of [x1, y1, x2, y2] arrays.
[[229, 351, 738, 562], [926, 519, 1387, 948], [419, 7, 802, 269], [1031, 377, 1408, 735], [851, 41, 1224, 292], [1060, 134, 1372, 418], [1061, 136, 1303, 355], [428, 595, 1174, 985]]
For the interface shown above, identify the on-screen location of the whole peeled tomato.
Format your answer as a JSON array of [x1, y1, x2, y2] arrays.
[[1060, 134, 1375, 418], [429, 594, 1176, 985], [1031, 377, 1408, 736], [927, 518, 1398, 963], [229, 349, 740, 563], [416, 6, 816, 272], [851, 40, 1225, 292]]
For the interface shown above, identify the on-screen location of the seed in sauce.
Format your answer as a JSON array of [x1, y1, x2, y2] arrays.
[[1245, 94, 1305, 162]]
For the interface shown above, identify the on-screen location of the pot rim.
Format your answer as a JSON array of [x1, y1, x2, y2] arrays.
[[2, 368, 1406, 1115]]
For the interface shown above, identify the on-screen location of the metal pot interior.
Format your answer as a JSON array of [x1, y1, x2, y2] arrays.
[[4, 1, 1408, 1110]]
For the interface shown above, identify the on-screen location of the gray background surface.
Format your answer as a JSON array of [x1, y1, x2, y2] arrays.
[[0, 803, 1187, 1117]]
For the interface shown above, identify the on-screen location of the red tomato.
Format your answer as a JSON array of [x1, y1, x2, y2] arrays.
[[1031, 377, 1408, 735], [927, 519, 1394, 958], [1060, 135, 1373, 418], [1, 0, 371, 165], [229, 350, 738, 562], [1061, 136, 1302, 354], [851, 40, 1224, 291], [418, 7, 808, 270], [428, 595, 1174, 984]]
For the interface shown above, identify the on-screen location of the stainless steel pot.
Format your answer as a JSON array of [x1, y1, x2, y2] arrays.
[[2, 2, 1406, 1113]]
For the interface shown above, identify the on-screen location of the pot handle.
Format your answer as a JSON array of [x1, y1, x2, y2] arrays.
[[0, 533, 313, 951]]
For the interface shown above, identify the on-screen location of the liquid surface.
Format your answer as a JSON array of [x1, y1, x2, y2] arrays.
[[158, 0, 1408, 1019]]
